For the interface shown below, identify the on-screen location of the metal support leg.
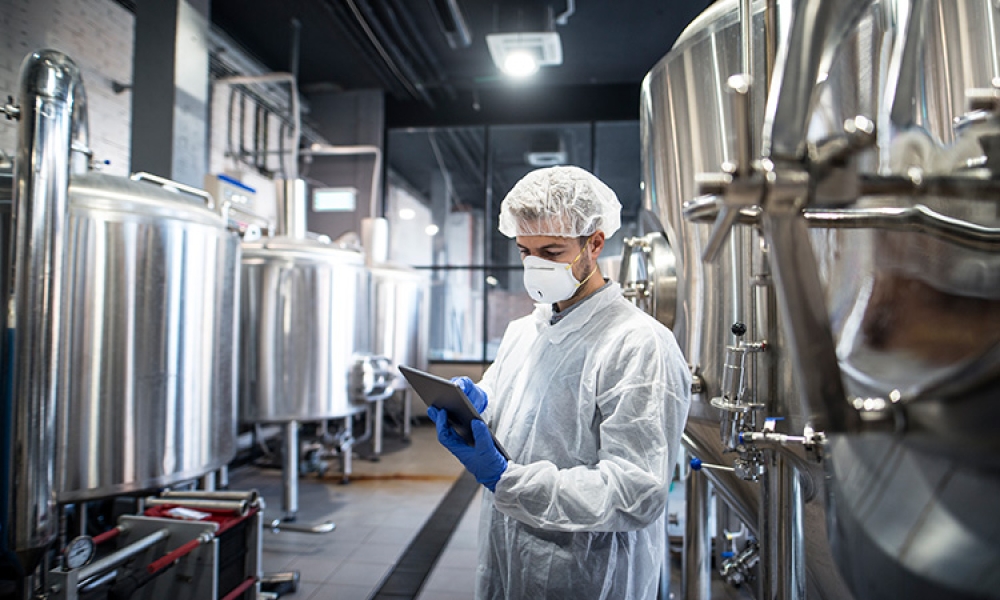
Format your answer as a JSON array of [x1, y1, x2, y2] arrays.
[[402, 389, 412, 442], [760, 449, 805, 600], [341, 416, 353, 484], [199, 471, 216, 492], [282, 421, 299, 521], [372, 398, 384, 460], [683, 465, 712, 600], [217, 465, 229, 490]]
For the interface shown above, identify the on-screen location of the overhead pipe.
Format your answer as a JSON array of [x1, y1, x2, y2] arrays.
[[317, 0, 402, 94], [216, 73, 301, 180], [344, 0, 434, 106], [430, 0, 473, 49], [7, 48, 88, 575], [300, 144, 384, 219], [386, 0, 457, 100], [555, 0, 575, 26]]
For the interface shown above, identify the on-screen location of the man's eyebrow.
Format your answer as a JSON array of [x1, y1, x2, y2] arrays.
[[517, 243, 569, 251]]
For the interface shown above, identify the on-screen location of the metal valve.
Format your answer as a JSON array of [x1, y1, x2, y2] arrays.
[[2, 96, 19, 120]]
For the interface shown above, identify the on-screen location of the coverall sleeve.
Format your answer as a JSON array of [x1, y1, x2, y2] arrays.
[[491, 335, 689, 532]]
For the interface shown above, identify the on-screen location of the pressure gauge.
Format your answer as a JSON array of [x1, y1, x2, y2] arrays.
[[63, 536, 96, 570]]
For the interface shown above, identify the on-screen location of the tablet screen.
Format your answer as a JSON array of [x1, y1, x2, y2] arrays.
[[399, 365, 510, 461]]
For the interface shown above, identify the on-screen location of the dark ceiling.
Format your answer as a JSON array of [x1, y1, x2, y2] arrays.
[[210, 0, 714, 128], [208, 0, 713, 244]]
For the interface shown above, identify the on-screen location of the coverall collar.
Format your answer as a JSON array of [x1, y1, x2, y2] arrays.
[[533, 280, 622, 344]]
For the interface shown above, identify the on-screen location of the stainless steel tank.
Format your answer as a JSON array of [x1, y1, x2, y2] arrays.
[[56, 172, 241, 502], [643, 3, 852, 598], [239, 237, 371, 422], [644, 1, 1000, 599], [369, 264, 429, 389]]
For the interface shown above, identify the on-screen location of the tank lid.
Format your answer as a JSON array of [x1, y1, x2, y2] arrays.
[[242, 235, 366, 261], [69, 172, 226, 228]]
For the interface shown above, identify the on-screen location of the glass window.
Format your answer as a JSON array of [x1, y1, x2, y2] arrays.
[[386, 121, 641, 363]]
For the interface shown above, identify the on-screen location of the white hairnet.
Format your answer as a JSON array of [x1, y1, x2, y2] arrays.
[[498, 165, 622, 238]]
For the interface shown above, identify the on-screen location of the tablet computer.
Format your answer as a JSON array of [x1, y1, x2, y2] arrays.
[[399, 365, 510, 461]]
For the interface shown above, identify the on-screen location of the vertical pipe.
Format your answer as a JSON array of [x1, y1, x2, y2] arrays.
[[8, 49, 85, 575], [277, 179, 307, 239], [218, 465, 230, 490], [282, 421, 299, 520], [760, 450, 806, 600], [373, 398, 384, 458], [199, 471, 217, 492], [683, 466, 712, 600]]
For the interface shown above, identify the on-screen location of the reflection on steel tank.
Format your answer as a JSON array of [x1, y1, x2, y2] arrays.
[[239, 235, 372, 422], [636, 1, 1000, 599], [369, 263, 430, 390], [57, 173, 241, 502]]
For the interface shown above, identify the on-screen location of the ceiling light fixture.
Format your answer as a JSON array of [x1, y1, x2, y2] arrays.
[[487, 31, 562, 77]]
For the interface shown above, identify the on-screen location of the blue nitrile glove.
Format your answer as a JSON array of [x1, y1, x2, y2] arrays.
[[451, 376, 488, 413], [428, 406, 507, 492]]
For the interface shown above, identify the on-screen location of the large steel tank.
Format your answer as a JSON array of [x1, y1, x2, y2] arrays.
[[239, 237, 371, 422], [57, 172, 241, 502], [644, 1, 1000, 599], [642, 3, 853, 598]]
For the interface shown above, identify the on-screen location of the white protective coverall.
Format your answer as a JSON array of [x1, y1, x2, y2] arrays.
[[476, 281, 692, 599]]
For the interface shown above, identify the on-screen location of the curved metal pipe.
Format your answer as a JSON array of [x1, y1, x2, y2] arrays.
[[684, 196, 1000, 251], [300, 144, 383, 218], [8, 49, 86, 573], [216, 73, 301, 180]]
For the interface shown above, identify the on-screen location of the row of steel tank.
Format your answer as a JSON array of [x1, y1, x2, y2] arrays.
[[631, 0, 1000, 599], [0, 49, 427, 573]]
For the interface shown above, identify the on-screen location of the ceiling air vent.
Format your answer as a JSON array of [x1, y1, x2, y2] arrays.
[[486, 31, 563, 76]]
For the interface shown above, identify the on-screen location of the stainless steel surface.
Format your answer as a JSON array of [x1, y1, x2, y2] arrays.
[[77, 528, 170, 583], [57, 172, 241, 502], [369, 264, 430, 390], [143, 497, 249, 515], [760, 450, 805, 600], [761, 0, 876, 161], [282, 421, 299, 519], [7, 49, 84, 570], [239, 238, 371, 421], [809, 0, 1000, 402], [276, 179, 307, 238], [269, 519, 336, 534], [647, 1, 1000, 599], [160, 490, 259, 503], [643, 2, 853, 597], [682, 465, 711, 600], [619, 230, 677, 329]]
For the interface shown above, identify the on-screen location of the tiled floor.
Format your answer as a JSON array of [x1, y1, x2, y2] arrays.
[[228, 422, 478, 600], [229, 420, 740, 600]]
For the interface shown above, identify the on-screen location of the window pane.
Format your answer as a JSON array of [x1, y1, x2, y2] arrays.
[[428, 268, 484, 361], [386, 127, 486, 268]]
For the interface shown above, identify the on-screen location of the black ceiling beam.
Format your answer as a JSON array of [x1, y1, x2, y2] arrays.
[[385, 83, 640, 129]]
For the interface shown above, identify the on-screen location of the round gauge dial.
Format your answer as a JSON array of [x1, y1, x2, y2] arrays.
[[64, 536, 96, 570]]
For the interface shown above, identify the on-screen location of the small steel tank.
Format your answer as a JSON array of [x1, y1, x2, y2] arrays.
[[369, 264, 430, 389], [239, 237, 371, 422], [56, 173, 241, 502]]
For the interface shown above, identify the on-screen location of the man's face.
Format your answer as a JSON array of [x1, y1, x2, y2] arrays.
[[516, 235, 595, 283]]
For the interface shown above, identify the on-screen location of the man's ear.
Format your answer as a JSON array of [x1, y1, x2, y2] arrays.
[[590, 231, 606, 257]]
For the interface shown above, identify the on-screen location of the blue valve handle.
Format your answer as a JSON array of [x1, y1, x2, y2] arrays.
[[690, 457, 703, 471]]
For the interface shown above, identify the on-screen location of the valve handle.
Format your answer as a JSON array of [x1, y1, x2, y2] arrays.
[[732, 322, 747, 337]]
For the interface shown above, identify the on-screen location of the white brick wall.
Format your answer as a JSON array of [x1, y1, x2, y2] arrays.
[[0, 0, 134, 176]]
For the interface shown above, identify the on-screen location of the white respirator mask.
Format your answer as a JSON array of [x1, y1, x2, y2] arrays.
[[522, 239, 596, 303]]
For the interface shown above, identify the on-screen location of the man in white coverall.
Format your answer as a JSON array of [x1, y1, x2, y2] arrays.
[[428, 165, 691, 599]]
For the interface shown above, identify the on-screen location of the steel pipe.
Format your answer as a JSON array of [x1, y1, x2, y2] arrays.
[[8, 48, 87, 574], [682, 464, 712, 600], [78, 529, 169, 583], [143, 498, 249, 516]]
